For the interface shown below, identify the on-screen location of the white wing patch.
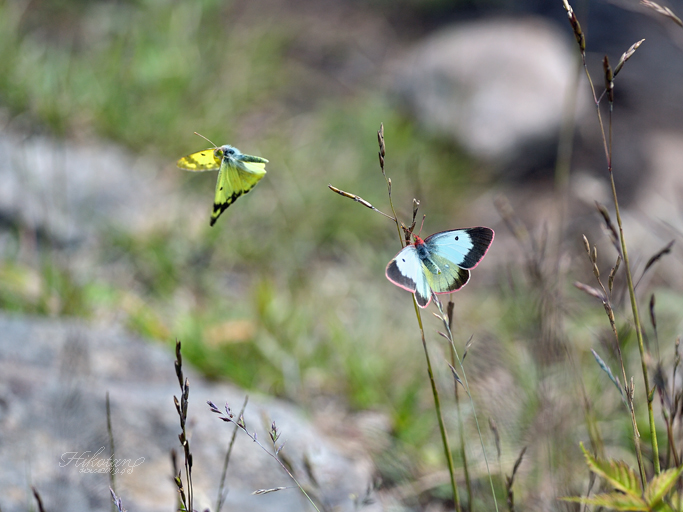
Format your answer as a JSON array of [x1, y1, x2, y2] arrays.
[[386, 246, 422, 292], [386, 245, 433, 307]]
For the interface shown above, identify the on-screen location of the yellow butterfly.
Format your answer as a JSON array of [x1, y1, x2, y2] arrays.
[[177, 134, 268, 226]]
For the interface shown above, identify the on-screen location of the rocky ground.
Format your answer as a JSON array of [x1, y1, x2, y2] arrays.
[[0, 313, 383, 512]]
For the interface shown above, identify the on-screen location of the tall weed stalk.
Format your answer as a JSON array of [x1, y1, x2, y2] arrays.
[[561, 0, 660, 473]]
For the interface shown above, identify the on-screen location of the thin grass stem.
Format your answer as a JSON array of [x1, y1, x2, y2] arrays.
[[377, 124, 404, 246], [412, 295, 461, 510], [208, 402, 323, 512], [449, 303, 473, 512], [106, 392, 117, 512], [435, 297, 499, 512], [215, 395, 249, 512], [454, 385, 473, 510], [601, 61, 659, 475], [607, 170, 661, 474], [579, 237, 646, 484], [375, 123, 461, 507]]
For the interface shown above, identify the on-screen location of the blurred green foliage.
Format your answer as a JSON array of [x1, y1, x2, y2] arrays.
[[0, 0, 483, 436], [0, 0, 286, 148]]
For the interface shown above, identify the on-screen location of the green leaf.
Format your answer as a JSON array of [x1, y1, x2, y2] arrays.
[[561, 492, 649, 511], [652, 501, 675, 512], [581, 443, 642, 496], [645, 466, 683, 507]]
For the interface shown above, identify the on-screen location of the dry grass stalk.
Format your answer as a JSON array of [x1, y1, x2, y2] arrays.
[[641, 0, 683, 27], [207, 400, 324, 511], [173, 340, 194, 512], [505, 447, 527, 512], [563, 0, 661, 475], [577, 235, 646, 485]]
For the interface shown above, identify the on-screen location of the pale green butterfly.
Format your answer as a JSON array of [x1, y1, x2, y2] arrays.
[[385, 227, 494, 307]]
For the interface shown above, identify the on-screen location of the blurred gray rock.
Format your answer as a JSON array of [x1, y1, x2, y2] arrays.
[[392, 17, 587, 168], [0, 133, 187, 250], [0, 313, 379, 512]]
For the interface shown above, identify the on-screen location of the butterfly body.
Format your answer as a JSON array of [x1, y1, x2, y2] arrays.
[[177, 144, 268, 226], [385, 227, 494, 308]]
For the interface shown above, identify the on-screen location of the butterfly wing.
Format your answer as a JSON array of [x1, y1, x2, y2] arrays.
[[386, 245, 432, 307], [210, 154, 268, 226], [385, 227, 493, 308], [423, 227, 494, 269], [177, 149, 221, 171]]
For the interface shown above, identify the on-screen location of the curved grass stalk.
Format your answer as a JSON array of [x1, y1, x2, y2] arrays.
[[561, 0, 660, 473], [378, 123, 461, 510]]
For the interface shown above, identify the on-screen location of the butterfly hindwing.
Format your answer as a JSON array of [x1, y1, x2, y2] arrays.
[[424, 227, 494, 269], [210, 155, 268, 226], [414, 273, 432, 307], [423, 253, 471, 295]]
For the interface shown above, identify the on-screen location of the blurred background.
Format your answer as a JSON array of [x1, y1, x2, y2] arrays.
[[2, 0, 683, 510]]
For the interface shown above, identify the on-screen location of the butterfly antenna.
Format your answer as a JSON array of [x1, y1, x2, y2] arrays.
[[418, 215, 426, 237], [194, 132, 218, 149]]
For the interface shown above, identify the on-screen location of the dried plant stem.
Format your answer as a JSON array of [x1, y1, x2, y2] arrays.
[[580, 235, 646, 484], [215, 395, 250, 512], [610, 311, 647, 485], [448, 302, 473, 508], [662, 406, 680, 468], [32, 487, 46, 512], [174, 340, 194, 512], [208, 402, 322, 512], [600, 80, 659, 475], [377, 124, 404, 245]]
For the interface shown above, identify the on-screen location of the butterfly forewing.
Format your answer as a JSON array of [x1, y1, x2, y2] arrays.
[[386, 245, 435, 307], [424, 227, 494, 270], [177, 149, 222, 171], [386, 246, 421, 292]]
